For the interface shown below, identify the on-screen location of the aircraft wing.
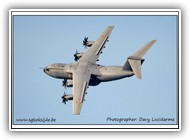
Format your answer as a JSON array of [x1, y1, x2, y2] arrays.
[[72, 26, 114, 115], [72, 63, 91, 115], [79, 26, 114, 64]]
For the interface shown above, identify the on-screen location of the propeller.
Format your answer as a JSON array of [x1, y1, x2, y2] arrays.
[[61, 92, 67, 104], [73, 50, 79, 61], [83, 37, 88, 49], [62, 79, 67, 88]]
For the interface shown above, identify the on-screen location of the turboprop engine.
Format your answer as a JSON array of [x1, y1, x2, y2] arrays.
[[62, 79, 73, 88], [73, 50, 84, 61], [83, 37, 95, 48], [62, 92, 73, 104]]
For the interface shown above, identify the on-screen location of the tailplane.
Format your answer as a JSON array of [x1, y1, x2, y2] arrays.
[[122, 40, 156, 79]]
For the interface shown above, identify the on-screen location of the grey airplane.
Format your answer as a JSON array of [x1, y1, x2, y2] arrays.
[[43, 26, 156, 115]]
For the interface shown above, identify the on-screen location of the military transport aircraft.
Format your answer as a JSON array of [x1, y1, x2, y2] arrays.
[[43, 26, 156, 115]]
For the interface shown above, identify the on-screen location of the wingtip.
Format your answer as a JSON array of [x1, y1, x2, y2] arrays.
[[73, 113, 80, 115], [108, 26, 114, 28], [152, 40, 157, 43]]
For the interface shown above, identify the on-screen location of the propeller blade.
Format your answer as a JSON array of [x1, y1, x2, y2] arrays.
[[62, 79, 67, 87], [84, 44, 87, 49], [61, 92, 67, 104], [83, 37, 88, 48], [64, 91, 66, 96], [74, 57, 78, 61], [74, 50, 78, 56], [62, 96, 66, 104], [74, 50, 80, 61]]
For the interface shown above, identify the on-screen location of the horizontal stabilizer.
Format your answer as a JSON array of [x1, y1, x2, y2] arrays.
[[122, 40, 156, 79], [132, 40, 156, 58], [128, 59, 142, 79]]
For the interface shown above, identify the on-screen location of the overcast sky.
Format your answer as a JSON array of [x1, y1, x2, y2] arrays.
[[13, 13, 178, 125]]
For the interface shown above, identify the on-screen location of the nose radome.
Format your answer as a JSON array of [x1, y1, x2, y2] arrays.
[[43, 68, 50, 73]]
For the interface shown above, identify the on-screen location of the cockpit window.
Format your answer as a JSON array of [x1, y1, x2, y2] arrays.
[[50, 64, 65, 67], [53, 64, 64, 67], [53, 64, 59, 67], [46, 68, 49, 72]]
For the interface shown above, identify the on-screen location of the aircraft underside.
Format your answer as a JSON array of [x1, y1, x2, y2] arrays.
[[43, 25, 156, 115]]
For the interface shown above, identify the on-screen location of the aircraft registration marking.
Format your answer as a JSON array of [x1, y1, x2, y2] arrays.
[[101, 34, 105, 38]]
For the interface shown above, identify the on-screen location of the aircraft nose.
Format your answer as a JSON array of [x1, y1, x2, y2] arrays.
[[43, 68, 49, 73]]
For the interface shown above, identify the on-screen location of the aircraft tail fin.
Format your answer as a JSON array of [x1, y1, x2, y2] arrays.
[[122, 40, 156, 79]]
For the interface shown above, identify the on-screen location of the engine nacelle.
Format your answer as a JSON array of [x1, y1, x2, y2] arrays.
[[86, 41, 95, 47], [74, 52, 84, 61], [62, 93, 73, 104], [63, 94, 73, 100], [66, 80, 73, 87], [83, 37, 95, 47], [75, 52, 84, 59]]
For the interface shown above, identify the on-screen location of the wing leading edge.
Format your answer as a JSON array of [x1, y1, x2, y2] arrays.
[[79, 26, 114, 64]]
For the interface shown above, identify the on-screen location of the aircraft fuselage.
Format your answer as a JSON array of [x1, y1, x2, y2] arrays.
[[42, 25, 156, 115], [43, 63, 134, 86]]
